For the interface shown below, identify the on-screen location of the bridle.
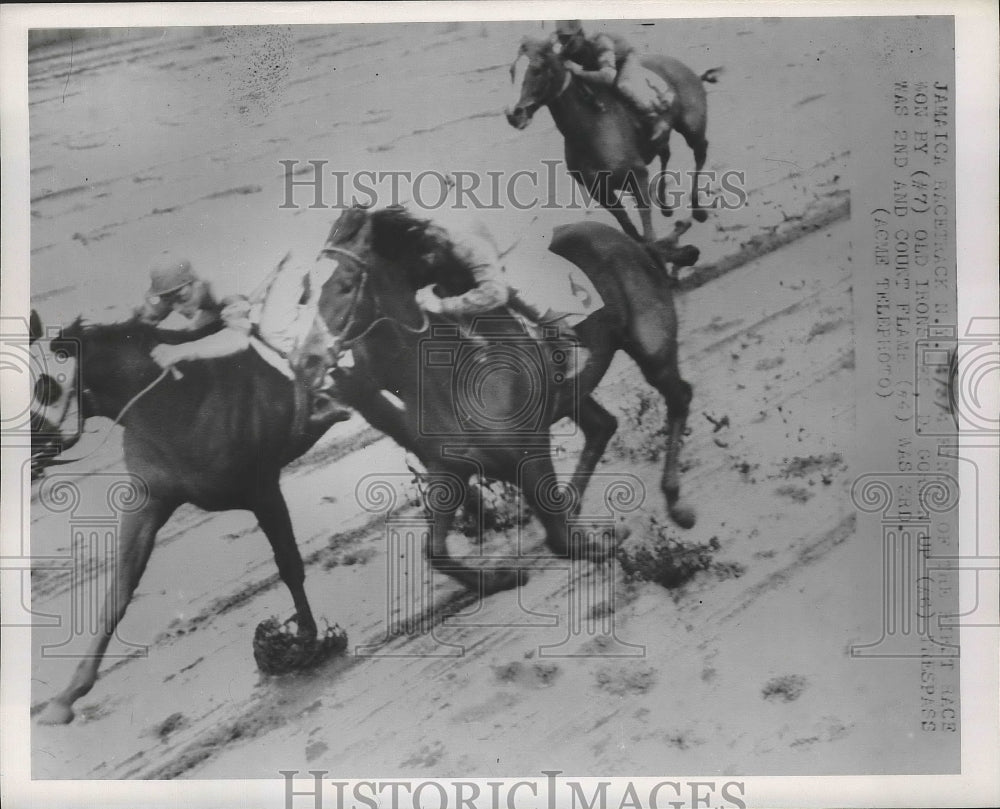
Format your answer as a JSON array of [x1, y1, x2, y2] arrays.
[[317, 242, 430, 348], [32, 332, 176, 470]]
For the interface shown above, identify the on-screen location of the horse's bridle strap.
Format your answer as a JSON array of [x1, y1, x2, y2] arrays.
[[319, 244, 370, 269]]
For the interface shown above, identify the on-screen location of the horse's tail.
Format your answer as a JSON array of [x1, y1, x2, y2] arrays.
[[700, 67, 723, 84]]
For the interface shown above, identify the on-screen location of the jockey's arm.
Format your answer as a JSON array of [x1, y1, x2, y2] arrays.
[[436, 272, 510, 317], [149, 298, 252, 368], [566, 35, 618, 86], [418, 226, 511, 316]]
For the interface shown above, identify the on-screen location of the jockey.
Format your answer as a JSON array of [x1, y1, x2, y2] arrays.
[[551, 19, 674, 148], [149, 254, 352, 425], [412, 209, 597, 351], [138, 257, 223, 331]]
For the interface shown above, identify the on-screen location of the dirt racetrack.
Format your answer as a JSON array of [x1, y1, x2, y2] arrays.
[[25, 19, 938, 779]]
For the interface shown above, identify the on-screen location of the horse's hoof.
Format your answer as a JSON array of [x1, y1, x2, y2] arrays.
[[669, 501, 697, 529], [692, 209, 708, 224], [482, 569, 521, 594], [37, 701, 75, 725]]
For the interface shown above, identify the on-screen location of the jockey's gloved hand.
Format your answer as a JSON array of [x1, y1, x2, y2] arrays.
[[150, 344, 186, 368], [415, 285, 444, 315]]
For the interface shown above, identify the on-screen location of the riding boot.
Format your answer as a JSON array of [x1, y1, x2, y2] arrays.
[[307, 373, 353, 429]]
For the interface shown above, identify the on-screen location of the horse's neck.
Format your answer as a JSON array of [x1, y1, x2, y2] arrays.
[[82, 339, 163, 418], [547, 80, 608, 140]]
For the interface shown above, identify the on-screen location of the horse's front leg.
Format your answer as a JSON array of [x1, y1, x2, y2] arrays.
[[335, 369, 424, 458], [424, 467, 519, 596], [572, 168, 642, 242], [567, 396, 619, 509], [254, 480, 316, 639], [37, 498, 177, 725]]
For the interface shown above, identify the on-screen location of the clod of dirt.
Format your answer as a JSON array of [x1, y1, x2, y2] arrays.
[[762, 674, 808, 703], [493, 661, 523, 683], [702, 412, 731, 432], [253, 616, 348, 676], [779, 453, 844, 479], [595, 664, 657, 696], [618, 520, 716, 590], [154, 711, 187, 740], [400, 740, 444, 769], [775, 484, 813, 503], [493, 660, 562, 688], [755, 356, 786, 371]]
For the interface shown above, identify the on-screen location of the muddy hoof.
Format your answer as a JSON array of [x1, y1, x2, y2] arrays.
[[669, 501, 697, 529], [253, 615, 348, 675], [481, 568, 521, 594], [692, 209, 708, 223], [37, 700, 75, 725]]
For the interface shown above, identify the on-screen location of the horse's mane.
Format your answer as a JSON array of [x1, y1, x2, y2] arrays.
[[368, 206, 476, 295], [62, 315, 223, 346]]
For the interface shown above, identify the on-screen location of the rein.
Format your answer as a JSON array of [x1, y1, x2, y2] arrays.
[[36, 365, 175, 469], [318, 244, 430, 348]]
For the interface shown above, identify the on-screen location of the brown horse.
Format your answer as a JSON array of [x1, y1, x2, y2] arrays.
[[313, 206, 696, 595], [506, 37, 719, 241], [30, 315, 349, 724]]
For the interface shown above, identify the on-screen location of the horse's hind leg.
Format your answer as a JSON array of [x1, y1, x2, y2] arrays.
[[38, 498, 177, 725], [628, 317, 696, 528], [629, 166, 657, 242], [568, 396, 618, 509], [686, 134, 709, 223], [254, 481, 316, 639], [424, 467, 519, 595], [645, 361, 696, 528], [655, 146, 674, 217]]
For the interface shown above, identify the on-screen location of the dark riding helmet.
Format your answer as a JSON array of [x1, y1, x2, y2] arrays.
[[554, 19, 585, 46]]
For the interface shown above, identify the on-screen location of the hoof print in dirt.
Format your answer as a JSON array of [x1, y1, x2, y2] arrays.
[[253, 616, 348, 676]]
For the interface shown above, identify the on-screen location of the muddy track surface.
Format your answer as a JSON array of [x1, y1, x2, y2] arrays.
[[27, 20, 920, 778]]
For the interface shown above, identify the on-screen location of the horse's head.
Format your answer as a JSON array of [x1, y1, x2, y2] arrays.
[[26, 310, 84, 475], [315, 205, 428, 345], [505, 37, 566, 130]]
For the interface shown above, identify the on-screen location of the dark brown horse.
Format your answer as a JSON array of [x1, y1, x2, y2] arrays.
[[31, 315, 347, 724], [313, 206, 696, 595], [506, 37, 719, 240]]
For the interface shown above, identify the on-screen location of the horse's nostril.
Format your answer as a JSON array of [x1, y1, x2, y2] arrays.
[[34, 374, 62, 407]]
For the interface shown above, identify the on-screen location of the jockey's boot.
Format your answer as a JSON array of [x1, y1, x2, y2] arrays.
[[307, 372, 353, 430]]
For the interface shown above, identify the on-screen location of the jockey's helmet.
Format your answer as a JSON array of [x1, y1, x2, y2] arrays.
[[554, 20, 585, 46], [147, 257, 198, 303]]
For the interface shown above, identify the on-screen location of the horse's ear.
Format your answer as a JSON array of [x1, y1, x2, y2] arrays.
[[29, 309, 43, 344]]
